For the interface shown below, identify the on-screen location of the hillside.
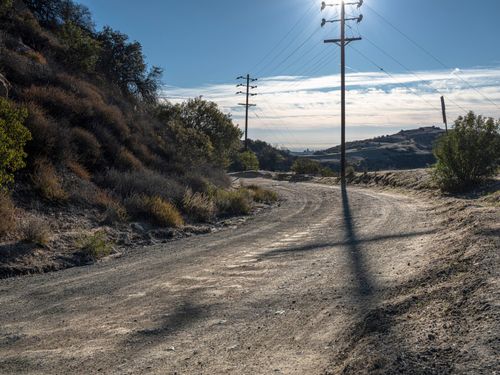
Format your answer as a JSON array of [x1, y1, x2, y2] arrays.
[[0, 0, 274, 276], [313, 126, 445, 171]]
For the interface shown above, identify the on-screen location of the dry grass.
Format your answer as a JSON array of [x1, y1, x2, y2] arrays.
[[125, 195, 184, 228], [32, 159, 68, 201], [246, 185, 279, 204], [183, 189, 216, 222], [21, 217, 51, 245], [214, 188, 252, 216], [117, 149, 144, 171], [102, 169, 185, 204], [66, 160, 91, 181], [0, 193, 16, 237], [23, 50, 47, 65]]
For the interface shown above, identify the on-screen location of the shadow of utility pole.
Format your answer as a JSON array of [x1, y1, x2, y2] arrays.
[[341, 181, 374, 297]]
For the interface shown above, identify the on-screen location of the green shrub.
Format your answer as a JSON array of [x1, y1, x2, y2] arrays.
[[433, 112, 500, 192], [246, 185, 278, 204], [346, 165, 356, 180], [78, 231, 113, 260], [214, 188, 252, 216], [0, 98, 31, 189], [0, 0, 13, 17], [235, 150, 260, 171], [183, 188, 215, 222], [0, 192, 16, 237], [21, 218, 51, 245], [291, 158, 322, 175]]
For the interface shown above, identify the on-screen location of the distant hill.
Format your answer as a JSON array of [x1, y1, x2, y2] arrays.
[[312, 126, 446, 171]]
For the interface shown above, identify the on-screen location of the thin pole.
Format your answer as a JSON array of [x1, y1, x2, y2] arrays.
[[340, 1, 346, 183], [441, 96, 448, 134], [245, 74, 250, 150]]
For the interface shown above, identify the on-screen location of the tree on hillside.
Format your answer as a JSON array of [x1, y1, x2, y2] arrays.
[[0, 98, 31, 189], [433, 111, 500, 192], [24, 0, 94, 31], [291, 158, 322, 175], [234, 151, 259, 171], [155, 99, 242, 167], [174, 98, 242, 167], [59, 21, 101, 73], [97, 26, 162, 102]]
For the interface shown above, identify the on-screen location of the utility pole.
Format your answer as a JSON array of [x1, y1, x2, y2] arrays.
[[321, 0, 363, 183], [236, 75, 258, 150], [440, 96, 448, 133]]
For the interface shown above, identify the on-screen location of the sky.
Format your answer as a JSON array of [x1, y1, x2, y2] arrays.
[[76, 0, 500, 151]]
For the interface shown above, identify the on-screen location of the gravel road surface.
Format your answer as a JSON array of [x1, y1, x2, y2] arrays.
[[0, 180, 444, 374]]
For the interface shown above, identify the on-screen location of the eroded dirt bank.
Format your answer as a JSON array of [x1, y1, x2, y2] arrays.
[[0, 179, 498, 374]]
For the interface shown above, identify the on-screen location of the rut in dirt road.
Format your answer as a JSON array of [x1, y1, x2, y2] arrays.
[[0, 180, 439, 374]]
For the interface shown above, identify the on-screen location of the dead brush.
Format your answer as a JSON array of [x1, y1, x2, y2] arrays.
[[21, 217, 51, 246], [32, 159, 68, 201], [66, 160, 91, 181], [183, 188, 216, 222], [0, 193, 16, 238], [246, 185, 278, 204]]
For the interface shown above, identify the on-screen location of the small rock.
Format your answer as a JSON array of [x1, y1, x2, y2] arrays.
[[131, 223, 145, 232]]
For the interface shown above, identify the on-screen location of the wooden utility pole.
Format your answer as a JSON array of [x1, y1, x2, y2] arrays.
[[441, 96, 448, 133], [321, 0, 363, 183], [237, 75, 257, 150]]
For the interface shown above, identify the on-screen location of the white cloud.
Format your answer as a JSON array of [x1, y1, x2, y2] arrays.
[[162, 66, 500, 150]]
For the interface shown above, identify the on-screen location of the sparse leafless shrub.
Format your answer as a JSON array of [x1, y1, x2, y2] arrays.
[[182, 188, 215, 222], [70, 127, 101, 166], [1, 49, 53, 87], [31, 159, 67, 201], [116, 149, 144, 171], [55, 73, 104, 102], [66, 160, 91, 181], [101, 169, 185, 204], [23, 85, 93, 119], [246, 185, 278, 204], [0, 192, 16, 237], [21, 217, 51, 245], [24, 102, 58, 157]]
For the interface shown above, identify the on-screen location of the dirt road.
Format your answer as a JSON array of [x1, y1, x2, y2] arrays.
[[0, 180, 489, 374]]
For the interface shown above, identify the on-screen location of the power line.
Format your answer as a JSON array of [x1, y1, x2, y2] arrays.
[[365, 4, 500, 110], [349, 27, 469, 113], [249, 2, 317, 74]]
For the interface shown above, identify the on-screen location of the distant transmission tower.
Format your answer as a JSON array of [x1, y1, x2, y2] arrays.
[[321, 0, 364, 183], [236, 74, 258, 150]]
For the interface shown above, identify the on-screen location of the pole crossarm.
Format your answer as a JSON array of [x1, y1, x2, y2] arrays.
[[324, 37, 362, 46]]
